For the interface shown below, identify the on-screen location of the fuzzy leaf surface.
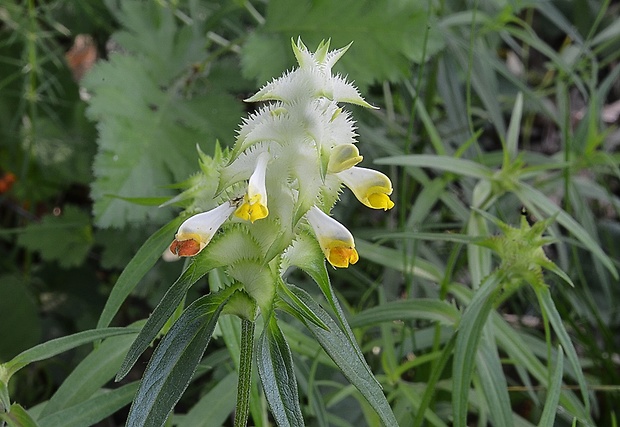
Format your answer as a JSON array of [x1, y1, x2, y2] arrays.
[[242, 0, 443, 88], [83, 1, 242, 227]]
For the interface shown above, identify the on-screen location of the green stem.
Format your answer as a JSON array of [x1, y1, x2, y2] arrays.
[[234, 319, 255, 427]]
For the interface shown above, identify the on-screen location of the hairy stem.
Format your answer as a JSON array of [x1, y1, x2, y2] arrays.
[[234, 319, 255, 427]]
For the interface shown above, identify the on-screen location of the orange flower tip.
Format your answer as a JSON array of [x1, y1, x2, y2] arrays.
[[169, 238, 202, 257]]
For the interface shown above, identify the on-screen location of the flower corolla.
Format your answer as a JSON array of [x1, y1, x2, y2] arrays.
[[170, 38, 394, 272]]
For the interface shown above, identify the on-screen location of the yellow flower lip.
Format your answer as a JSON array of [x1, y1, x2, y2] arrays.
[[336, 167, 394, 210], [234, 152, 270, 223], [306, 206, 358, 268], [170, 202, 236, 257], [325, 241, 359, 268]]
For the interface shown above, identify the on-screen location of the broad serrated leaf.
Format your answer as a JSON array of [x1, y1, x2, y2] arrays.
[[242, 0, 444, 88], [257, 315, 304, 427], [37, 383, 138, 427], [16, 205, 93, 268], [125, 291, 232, 427], [288, 285, 398, 427], [83, 2, 242, 228]]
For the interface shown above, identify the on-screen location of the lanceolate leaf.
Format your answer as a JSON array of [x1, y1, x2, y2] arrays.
[[116, 250, 234, 381], [38, 383, 138, 427], [40, 331, 138, 418], [257, 315, 304, 427], [97, 216, 183, 329], [3, 328, 137, 381], [452, 271, 505, 427], [537, 346, 564, 427], [535, 286, 590, 413], [288, 285, 398, 427], [125, 291, 233, 427], [0, 403, 39, 427]]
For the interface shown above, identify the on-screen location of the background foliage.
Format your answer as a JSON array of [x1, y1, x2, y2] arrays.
[[1, 0, 619, 426]]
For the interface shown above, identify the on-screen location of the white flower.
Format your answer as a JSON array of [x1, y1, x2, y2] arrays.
[[169, 202, 236, 257], [336, 167, 395, 210], [234, 151, 270, 223], [306, 206, 358, 268], [327, 144, 363, 173]]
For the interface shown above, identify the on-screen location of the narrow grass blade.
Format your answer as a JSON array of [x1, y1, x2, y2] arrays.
[[97, 216, 183, 329], [39, 331, 138, 418], [535, 287, 590, 412], [3, 327, 137, 380], [376, 155, 493, 180], [38, 383, 138, 427], [537, 346, 564, 427], [349, 299, 459, 328], [476, 334, 514, 427], [453, 271, 505, 427]]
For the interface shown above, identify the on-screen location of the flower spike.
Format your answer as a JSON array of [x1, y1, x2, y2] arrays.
[[306, 206, 359, 268], [235, 151, 270, 223], [170, 202, 236, 257], [337, 167, 395, 210]]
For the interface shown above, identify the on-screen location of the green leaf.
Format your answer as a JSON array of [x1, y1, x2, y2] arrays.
[[16, 205, 93, 268], [126, 291, 232, 427], [176, 371, 237, 427], [257, 315, 304, 427], [537, 346, 564, 427], [452, 271, 505, 427], [0, 275, 41, 361], [39, 331, 138, 418], [476, 334, 514, 427], [349, 299, 459, 328], [37, 383, 138, 427], [356, 239, 443, 282], [0, 403, 39, 427], [504, 92, 523, 163], [83, 1, 243, 227], [0, 381, 9, 413], [116, 256, 232, 381], [376, 154, 493, 180], [2, 328, 136, 382], [535, 287, 590, 413], [278, 280, 330, 331], [97, 216, 183, 329], [516, 182, 618, 279], [242, 0, 443, 88], [288, 285, 398, 427]]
